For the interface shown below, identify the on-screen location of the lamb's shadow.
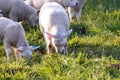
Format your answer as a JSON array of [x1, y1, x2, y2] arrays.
[[69, 23, 120, 60], [85, 0, 120, 11], [0, 42, 3, 46], [69, 42, 120, 60]]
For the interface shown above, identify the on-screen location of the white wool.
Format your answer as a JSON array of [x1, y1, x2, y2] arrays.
[[0, 0, 39, 27], [67, 0, 87, 21], [0, 17, 33, 63], [24, 0, 79, 10]]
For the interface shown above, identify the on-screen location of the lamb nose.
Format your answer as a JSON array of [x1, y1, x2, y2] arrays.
[[58, 50, 64, 54]]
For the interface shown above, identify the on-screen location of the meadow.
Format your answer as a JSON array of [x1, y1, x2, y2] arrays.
[[0, 0, 120, 80]]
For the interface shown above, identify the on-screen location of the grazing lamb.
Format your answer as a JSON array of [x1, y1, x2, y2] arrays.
[[0, 17, 36, 63], [24, 0, 79, 10], [0, 9, 3, 17], [0, 0, 39, 27], [67, 0, 87, 21], [39, 2, 72, 54]]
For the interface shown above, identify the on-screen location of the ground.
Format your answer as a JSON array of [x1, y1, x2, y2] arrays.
[[0, 0, 120, 79]]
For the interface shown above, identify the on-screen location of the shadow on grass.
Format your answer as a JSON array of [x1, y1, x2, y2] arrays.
[[85, 0, 120, 11], [68, 43, 120, 60], [105, 23, 120, 36], [70, 22, 88, 36], [0, 42, 3, 46]]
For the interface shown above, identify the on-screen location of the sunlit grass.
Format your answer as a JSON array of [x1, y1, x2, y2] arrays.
[[0, 0, 120, 79]]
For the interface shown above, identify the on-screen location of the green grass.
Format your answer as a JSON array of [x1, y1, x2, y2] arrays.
[[0, 0, 120, 80]]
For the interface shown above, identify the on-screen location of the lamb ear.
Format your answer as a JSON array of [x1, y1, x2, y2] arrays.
[[63, 29, 73, 38], [29, 46, 40, 51], [67, 29, 72, 35], [46, 32, 56, 38]]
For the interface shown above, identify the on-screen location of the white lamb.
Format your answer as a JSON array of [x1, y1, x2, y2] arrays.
[[24, 0, 79, 10], [0, 0, 39, 27], [0, 17, 36, 63], [67, 0, 87, 21], [39, 2, 72, 54]]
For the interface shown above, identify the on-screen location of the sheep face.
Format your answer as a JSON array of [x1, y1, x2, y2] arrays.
[[63, 0, 79, 7], [46, 29, 72, 54], [52, 36, 67, 53], [17, 47, 33, 60], [28, 10, 39, 27], [21, 49, 32, 60]]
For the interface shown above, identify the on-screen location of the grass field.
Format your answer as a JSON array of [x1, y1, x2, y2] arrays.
[[0, 0, 120, 80]]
